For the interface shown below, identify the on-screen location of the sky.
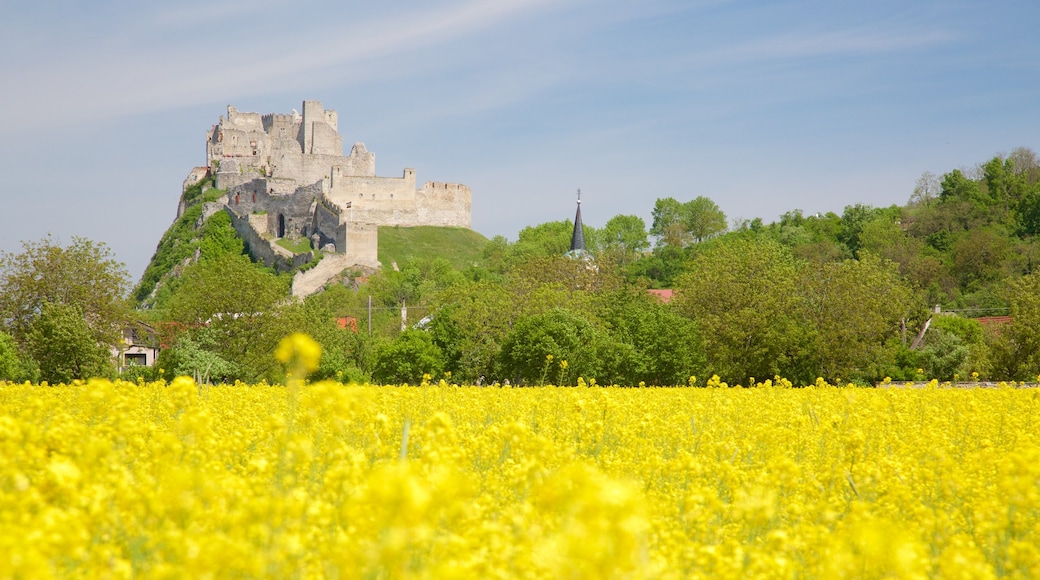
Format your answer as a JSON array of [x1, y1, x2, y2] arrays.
[[1, 0, 1038, 281]]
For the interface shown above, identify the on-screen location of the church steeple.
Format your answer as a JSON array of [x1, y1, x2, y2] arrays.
[[569, 189, 586, 253]]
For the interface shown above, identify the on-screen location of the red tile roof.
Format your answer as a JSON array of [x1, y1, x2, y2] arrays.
[[647, 289, 674, 304]]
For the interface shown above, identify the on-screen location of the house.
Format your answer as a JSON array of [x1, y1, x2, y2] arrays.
[[114, 322, 160, 371]]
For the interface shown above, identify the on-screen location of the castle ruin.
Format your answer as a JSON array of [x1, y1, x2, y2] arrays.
[[182, 100, 472, 293]]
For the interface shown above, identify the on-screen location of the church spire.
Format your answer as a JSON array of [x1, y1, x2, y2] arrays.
[[569, 189, 586, 253]]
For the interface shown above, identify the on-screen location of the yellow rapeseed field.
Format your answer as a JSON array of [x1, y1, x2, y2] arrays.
[[1, 372, 1038, 577]]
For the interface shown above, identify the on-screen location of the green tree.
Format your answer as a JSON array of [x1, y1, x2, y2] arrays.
[[165, 254, 290, 381], [27, 302, 113, 383], [650, 197, 727, 248], [650, 197, 685, 245], [155, 330, 240, 384], [198, 211, 246, 261], [428, 280, 515, 383], [800, 254, 913, 382], [673, 238, 803, 384], [499, 308, 602, 385], [371, 330, 444, 384], [988, 269, 1040, 379], [283, 294, 369, 382], [0, 330, 37, 382], [0, 236, 130, 347], [684, 196, 728, 243], [597, 290, 705, 385], [599, 214, 649, 265]]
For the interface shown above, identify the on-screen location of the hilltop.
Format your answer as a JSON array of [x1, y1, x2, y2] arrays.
[[133, 100, 478, 307]]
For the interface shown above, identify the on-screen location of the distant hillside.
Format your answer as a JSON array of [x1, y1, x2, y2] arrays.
[[378, 226, 488, 270]]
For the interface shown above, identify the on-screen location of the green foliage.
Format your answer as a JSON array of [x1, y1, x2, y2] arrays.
[[156, 330, 240, 384], [135, 184, 242, 307], [674, 238, 802, 384], [428, 281, 515, 383], [198, 211, 245, 261], [499, 308, 602, 385], [371, 330, 444, 384], [0, 235, 130, 347], [987, 269, 1040, 379], [651, 196, 727, 248], [599, 214, 649, 265], [283, 295, 368, 382], [134, 204, 205, 304], [497, 220, 597, 269], [367, 257, 466, 309], [596, 290, 705, 386], [165, 254, 290, 382], [28, 303, 113, 383], [800, 254, 913, 383], [0, 331, 37, 383]]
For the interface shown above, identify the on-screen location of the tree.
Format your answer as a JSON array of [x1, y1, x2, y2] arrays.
[[597, 290, 705, 385], [371, 330, 444, 384], [673, 238, 803, 384], [650, 198, 685, 245], [684, 196, 728, 243], [165, 254, 290, 381], [940, 169, 985, 206], [0, 330, 37, 382], [987, 269, 1040, 380], [499, 308, 604, 385], [599, 214, 649, 265], [28, 302, 113, 383], [800, 254, 913, 382], [650, 197, 727, 248], [428, 280, 515, 383], [155, 331, 240, 384], [282, 294, 369, 382], [908, 171, 940, 208], [0, 236, 130, 346]]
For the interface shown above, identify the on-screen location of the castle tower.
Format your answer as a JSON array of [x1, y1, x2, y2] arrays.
[[300, 100, 321, 154]]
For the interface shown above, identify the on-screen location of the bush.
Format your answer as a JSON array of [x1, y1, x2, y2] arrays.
[[372, 330, 445, 384]]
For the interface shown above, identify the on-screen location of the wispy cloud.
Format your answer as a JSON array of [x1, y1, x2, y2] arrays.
[[685, 27, 954, 68], [0, 0, 566, 134]]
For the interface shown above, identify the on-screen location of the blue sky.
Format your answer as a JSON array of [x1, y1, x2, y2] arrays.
[[1, 0, 1038, 280]]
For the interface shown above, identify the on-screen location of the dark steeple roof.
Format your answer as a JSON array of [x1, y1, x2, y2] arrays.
[[570, 189, 586, 253]]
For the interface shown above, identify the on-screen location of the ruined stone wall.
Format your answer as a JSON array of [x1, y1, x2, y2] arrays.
[[314, 196, 346, 251], [343, 222, 379, 267], [416, 182, 472, 228], [225, 178, 321, 241], [225, 208, 314, 273], [199, 100, 472, 277]]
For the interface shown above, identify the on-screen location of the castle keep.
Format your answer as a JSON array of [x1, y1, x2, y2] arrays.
[[183, 100, 472, 293]]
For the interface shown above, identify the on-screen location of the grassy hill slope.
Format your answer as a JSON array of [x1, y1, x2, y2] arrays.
[[378, 226, 488, 270]]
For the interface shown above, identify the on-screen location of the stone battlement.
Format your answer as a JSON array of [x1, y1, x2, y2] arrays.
[[187, 100, 472, 294]]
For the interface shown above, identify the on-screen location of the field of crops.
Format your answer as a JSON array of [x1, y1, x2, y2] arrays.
[[1, 375, 1038, 578]]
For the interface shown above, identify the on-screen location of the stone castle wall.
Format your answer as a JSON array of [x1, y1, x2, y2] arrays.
[[226, 208, 315, 273], [191, 100, 470, 283]]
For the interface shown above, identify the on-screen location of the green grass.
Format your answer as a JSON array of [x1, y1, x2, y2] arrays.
[[378, 226, 488, 270], [276, 237, 313, 254]]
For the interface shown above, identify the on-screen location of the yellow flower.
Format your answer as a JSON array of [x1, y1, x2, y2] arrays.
[[276, 332, 321, 381]]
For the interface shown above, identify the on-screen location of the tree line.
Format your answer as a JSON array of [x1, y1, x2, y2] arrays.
[[4, 147, 1040, 385]]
